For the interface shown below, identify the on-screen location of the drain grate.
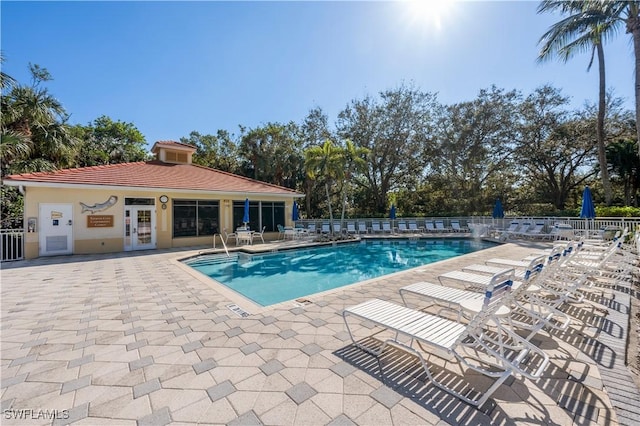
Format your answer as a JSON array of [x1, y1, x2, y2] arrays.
[[226, 304, 250, 318]]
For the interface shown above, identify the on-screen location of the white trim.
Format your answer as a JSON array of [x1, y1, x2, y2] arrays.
[[3, 180, 303, 197]]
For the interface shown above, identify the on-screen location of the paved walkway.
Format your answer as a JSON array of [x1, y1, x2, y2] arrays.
[[1, 240, 638, 425]]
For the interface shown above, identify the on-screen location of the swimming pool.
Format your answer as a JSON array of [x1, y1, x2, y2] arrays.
[[184, 238, 496, 306]]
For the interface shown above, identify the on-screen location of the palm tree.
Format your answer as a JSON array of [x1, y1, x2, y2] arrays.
[[338, 139, 369, 223], [537, 0, 616, 205], [0, 53, 17, 91], [304, 139, 344, 234]]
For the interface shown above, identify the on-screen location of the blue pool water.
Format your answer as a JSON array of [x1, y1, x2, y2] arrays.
[[184, 239, 496, 306]]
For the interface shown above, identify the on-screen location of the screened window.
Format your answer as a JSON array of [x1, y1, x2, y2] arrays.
[[173, 200, 219, 237], [262, 202, 285, 232], [232, 201, 285, 232]]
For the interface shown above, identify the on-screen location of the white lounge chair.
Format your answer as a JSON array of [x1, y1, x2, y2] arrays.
[[371, 222, 382, 234], [397, 221, 408, 233], [495, 221, 520, 240], [434, 220, 449, 232], [403, 257, 572, 339], [381, 221, 392, 233], [439, 255, 547, 291], [424, 221, 436, 233], [451, 220, 468, 233], [321, 223, 330, 234], [343, 272, 549, 408], [408, 221, 419, 233], [346, 222, 357, 234], [357, 222, 367, 234], [307, 223, 317, 234], [333, 222, 342, 234], [519, 223, 545, 238]]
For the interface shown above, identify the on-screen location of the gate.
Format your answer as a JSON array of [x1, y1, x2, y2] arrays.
[[1, 229, 25, 261]]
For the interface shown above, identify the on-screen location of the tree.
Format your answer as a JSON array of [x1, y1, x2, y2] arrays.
[[337, 84, 437, 214], [304, 140, 343, 233], [427, 86, 521, 214], [0, 53, 17, 91], [299, 107, 334, 217], [1, 63, 78, 175], [337, 140, 370, 222], [537, 0, 615, 205], [519, 111, 597, 210], [73, 115, 148, 166], [181, 130, 239, 173], [238, 122, 303, 189], [607, 138, 640, 206], [1, 62, 78, 227]]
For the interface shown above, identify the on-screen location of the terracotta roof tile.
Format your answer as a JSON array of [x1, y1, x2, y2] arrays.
[[4, 161, 301, 195], [151, 140, 196, 151]]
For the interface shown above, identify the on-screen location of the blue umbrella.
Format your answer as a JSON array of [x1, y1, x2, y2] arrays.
[[580, 186, 596, 219], [492, 199, 504, 219], [242, 198, 250, 226], [580, 186, 596, 237], [292, 202, 299, 222], [390, 204, 396, 220]]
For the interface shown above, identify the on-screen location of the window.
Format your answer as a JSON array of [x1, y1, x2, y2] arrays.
[[262, 202, 285, 232], [232, 200, 284, 232], [173, 200, 219, 238]]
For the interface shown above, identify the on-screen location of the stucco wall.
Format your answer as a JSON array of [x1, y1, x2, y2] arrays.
[[22, 186, 296, 258]]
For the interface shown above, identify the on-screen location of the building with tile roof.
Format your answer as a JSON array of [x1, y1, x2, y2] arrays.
[[3, 141, 303, 258]]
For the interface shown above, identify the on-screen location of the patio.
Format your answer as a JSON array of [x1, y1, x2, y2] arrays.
[[1, 239, 638, 425]]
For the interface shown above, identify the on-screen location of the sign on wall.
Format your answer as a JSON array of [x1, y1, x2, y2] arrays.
[[80, 196, 118, 214], [87, 215, 114, 228]]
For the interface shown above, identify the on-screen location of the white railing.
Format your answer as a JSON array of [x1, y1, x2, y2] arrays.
[[294, 216, 640, 237], [1, 229, 25, 262], [213, 233, 230, 257]]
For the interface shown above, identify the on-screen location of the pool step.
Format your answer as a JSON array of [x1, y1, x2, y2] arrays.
[[184, 253, 239, 266]]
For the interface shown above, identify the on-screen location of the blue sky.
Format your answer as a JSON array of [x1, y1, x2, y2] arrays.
[[2, 1, 634, 149]]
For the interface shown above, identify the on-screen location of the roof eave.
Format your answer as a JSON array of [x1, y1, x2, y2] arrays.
[[2, 179, 304, 198]]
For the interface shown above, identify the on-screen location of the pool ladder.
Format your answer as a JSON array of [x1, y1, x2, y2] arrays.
[[213, 234, 231, 257]]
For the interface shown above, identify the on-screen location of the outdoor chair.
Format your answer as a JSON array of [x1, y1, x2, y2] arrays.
[[408, 221, 419, 232], [347, 222, 357, 234], [439, 255, 547, 291], [343, 270, 549, 408], [424, 221, 436, 233], [382, 221, 392, 233], [402, 253, 573, 339], [434, 220, 450, 232], [255, 226, 266, 244], [307, 223, 317, 234], [333, 222, 342, 234], [450, 220, 468, 232], [321, 223, 330, 234], [357, 222, 367, 234], [397, 221, 408, 233], [371, 222, 381, 234], [223, 228, 236, 245]]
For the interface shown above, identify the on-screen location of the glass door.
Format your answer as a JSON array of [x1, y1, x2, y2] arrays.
[[124, 204, 156, 251]]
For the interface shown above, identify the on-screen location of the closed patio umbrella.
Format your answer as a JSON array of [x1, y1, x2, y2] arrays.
[[580, 186, 595, 237], [292, 202, 299, 222], [243, 198, 250, 228], [492, 199, 504, 219]]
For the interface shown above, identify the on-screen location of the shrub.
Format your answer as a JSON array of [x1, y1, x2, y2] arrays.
[[595, 206, 640, 217]]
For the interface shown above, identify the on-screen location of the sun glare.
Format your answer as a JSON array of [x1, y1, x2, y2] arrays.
[[406, 0, 455, 31]]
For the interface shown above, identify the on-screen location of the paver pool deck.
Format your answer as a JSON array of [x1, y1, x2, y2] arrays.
[[1, 239, 638, 425]]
